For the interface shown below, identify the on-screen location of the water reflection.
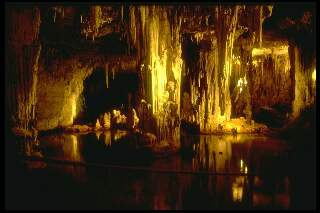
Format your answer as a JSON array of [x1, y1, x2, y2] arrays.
[[23, 139, 42, 158], [193, 136, 232, 172], [18, 132, 292, 209], [21, 139, 47, 169], [100, 131, 111, 147], [232, 176, 245, 202], [39, 134, 83, 162]]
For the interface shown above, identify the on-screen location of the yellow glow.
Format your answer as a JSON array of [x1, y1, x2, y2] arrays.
[[95, 131, 102, 140], [145, 10, 182, 120], [70, 94, 77, 124], [95, 119, 101, 128], [240, 159, 243, 169], [104, 131, 111, 147], [233, 55, 241, 65], [70, 135, 80, 161], [232, 176, 244, 202], [312, 69, 316, 81], [252, 45, 288, 57], [237, 77, 247, 94], [252, 47, 271, 56], [114, 130, 128, 141], [232, 186, 243, 202], [194, 32, 204, 43], [151, 56, 167, 114], [245, 166, 248, 174]]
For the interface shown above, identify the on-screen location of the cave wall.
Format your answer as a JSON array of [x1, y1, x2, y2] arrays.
[[6, 6, 41, 131], [35, 52, 137, 131], [289, 45, 315, 119], [249, 44, 292, 115], [36, 56, 92, 131]]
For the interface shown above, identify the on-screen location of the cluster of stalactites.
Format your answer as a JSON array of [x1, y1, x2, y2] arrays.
[[128, 6, 182, 140], [184, 6, 241, 133], [290, 46, 315, 119]]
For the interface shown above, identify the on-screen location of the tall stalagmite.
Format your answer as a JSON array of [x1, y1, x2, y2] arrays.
[[129, 6, 182, 141]]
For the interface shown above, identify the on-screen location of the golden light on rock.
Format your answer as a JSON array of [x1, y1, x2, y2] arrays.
[[71, 94, 77, 124], [312, 69, 316, 81], [237, 77, 247, 94], [252, 45, 289, 57]]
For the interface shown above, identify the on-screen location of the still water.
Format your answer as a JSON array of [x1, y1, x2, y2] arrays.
[[8, 130, 313, 210]]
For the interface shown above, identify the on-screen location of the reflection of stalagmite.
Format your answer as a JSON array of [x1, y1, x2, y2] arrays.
[[103, 131, 112, 147], [70, 135, 79, 161], [113, 130, 128, 141], [95, 131, 102, 140], [194, 136, 232, 172], [232, 176, 245, 202]]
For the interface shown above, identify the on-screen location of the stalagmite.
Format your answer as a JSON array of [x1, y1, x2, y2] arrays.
[[95, 118, 101, 129]]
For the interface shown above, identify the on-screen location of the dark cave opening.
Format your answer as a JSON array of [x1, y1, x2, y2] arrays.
[[76, 68, 139, 124]]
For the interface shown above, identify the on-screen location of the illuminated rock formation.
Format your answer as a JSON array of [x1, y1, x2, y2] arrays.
[[5, 4, 316, 136], [129, 6, 182, 140]]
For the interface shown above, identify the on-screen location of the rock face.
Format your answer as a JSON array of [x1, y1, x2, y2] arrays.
[[35, 51, 136, 131], [65, 125, 92, 133], [180, 6, 274, 133], [5, 4, 316, 135], [36, 56, 91, 130], [289, 46, 315, 119], [6, 6, 41, 131]]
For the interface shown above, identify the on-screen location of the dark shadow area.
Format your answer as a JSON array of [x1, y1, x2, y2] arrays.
[[76, 68, 139, 124]]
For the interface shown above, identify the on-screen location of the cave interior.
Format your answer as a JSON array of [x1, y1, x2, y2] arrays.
[[5, 2, 317, 210]]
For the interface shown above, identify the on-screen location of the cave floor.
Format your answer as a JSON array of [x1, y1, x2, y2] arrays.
[[5, 132, 315, 210]]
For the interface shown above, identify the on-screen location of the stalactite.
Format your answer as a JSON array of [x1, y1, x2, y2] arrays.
[[184, 6, 240, 133], [290, 45, 314, 119], [129, 6, 182, 141], [249, 45, 292, 114], [105, 63, 109, 88], [53, 9, 56, 23], [121, 5, 124, 22]]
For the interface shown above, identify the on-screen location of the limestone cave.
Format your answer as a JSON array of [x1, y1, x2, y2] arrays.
[[5, 2, 317, 210]]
